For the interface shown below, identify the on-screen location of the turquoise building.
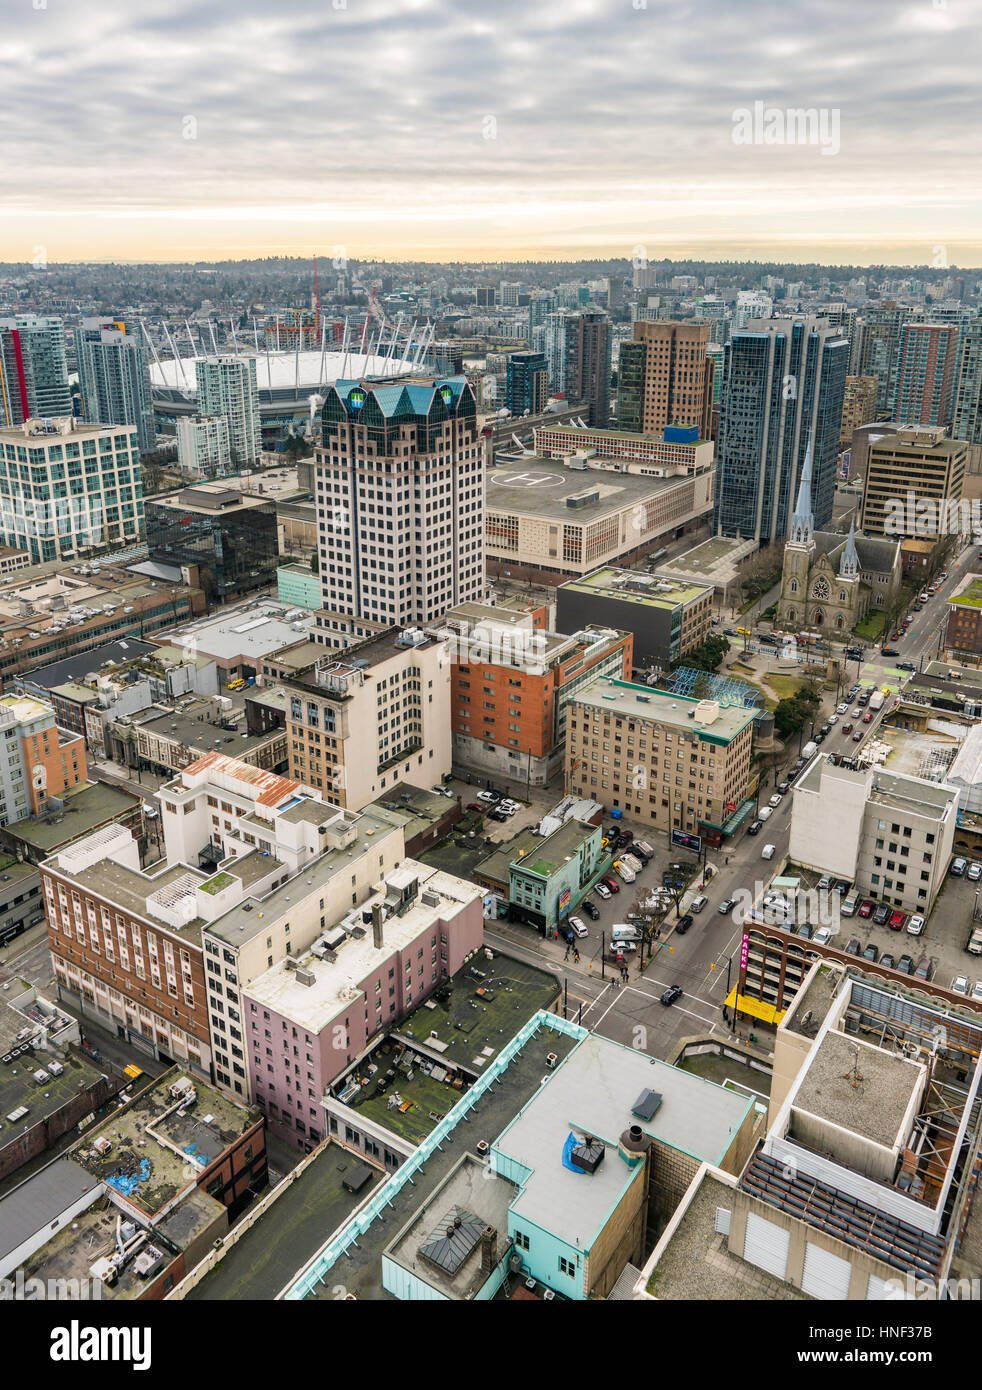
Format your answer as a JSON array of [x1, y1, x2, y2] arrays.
[[276, 562, 321, 611]]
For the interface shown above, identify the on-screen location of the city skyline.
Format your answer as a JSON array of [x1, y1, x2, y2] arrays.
[[3, 0, 981, 264]]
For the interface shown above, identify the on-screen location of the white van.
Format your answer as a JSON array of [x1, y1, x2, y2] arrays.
[[757, 805, 773, 822], [611, 924, 639, 942], [615, 862, 636, 883], [761, 844, 776, 860]]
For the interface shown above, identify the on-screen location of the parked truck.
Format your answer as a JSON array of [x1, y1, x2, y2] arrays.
[[621, 853, 644, 874], [967, 926, 982, 956], [801, 740, 818, 760], [868, 689, 885, 712], [614, 861, 636, 883]]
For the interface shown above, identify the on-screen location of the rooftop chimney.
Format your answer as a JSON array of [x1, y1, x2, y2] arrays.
[[481, 1226, 497, 1274], [372, 901, 384, 950]]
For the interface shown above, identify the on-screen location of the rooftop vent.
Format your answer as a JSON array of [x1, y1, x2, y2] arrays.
[[570, 1134, 605, 1175]]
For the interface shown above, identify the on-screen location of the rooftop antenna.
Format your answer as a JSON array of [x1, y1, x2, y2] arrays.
[[842, 1043, 865, 1090]]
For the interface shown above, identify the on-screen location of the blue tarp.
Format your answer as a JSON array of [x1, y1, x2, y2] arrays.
[[106, 1157, 152, 1197], [561, 1131, 587, 1175]]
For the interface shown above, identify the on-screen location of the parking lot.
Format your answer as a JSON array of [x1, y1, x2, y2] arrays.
[[760, 856, 982, 998]]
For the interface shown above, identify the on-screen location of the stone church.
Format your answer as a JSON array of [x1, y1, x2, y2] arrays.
[[777, 445, 901, 633]]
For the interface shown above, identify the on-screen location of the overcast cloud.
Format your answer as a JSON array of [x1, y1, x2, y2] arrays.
[[2, 0, 981, 262]]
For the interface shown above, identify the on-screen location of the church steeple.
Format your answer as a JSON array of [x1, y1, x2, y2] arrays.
[[788, 438, 814, 547], [839, 518, 859, 578]]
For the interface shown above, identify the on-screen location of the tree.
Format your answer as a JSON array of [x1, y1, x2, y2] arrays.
[[773, 677, 822, 737], [683, 634, 730, 672]]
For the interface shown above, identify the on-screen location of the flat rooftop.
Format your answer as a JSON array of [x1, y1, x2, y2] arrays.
[[393, 954, 562, 1077], [486, 458, 697, 523], [644, 1171, 810, 1301], [0, 1050, 108, 1163], [385, 1155, 520, 1300], [0, 1158, 96, 1270], [656, 534, 757, 576], [949, 575, 982, 610], [133, 706, 278, 760], [513, 819, 594, 879], [301, 1023, 580, 1300], [74, 1070, 259, 1219], [793, 1031, 923, 1150], [18, 1195, 186, 1300], [186, 1142, 384, 1301], [495, 1033, 753, 1251], [204, 802, 405, 947], [343, 1057, 465, 1146], [243, 864, 482, 1034], [50, 857, 209, 945], [4, 780, 140, 854], [572, 677, 758, 742], [562, 568, 711, 609], [162, 601, 317, 663]]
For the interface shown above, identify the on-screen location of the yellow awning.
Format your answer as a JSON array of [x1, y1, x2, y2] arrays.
[[724, 987, 786, 1025]]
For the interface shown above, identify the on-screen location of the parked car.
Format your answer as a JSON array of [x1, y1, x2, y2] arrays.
[[796, 924, 814, 940], [835, 879, 851, 894], [863, 943, 880, 962], [718, 898, 736, 915], [952, 975, 970, 996], [477, 790, 500, 804], [431, 784, 454, 798], [841, 893, 859, 916], [828, 714, 839, 725], [660, 985, 683, 1006], [889, 911, 906, 932], [880, 953, 895, 970], [815, 730, 826, 744], [675, 914, 693, 935], [777, 780, 790, 795], [813, 926, 832, 946], [951, 857, 968, 877], [601, 876, 620, 894], [465, 802, 483, 812], [906, 914, 925, 936], [972, 981, 982, 1002], [747, 820, 762, 836], [768, 794, 782, 808], [846, 938, 862, 956], [836, 702, 849, 714], [914, 958, 933, 980], [873, 904, 891, 925], [559, 924, 575, 944], [757, 806, 773, 822], [594, 883, 611, 900], [969, 861, 982, 882], [582, 900, 600, 921], [896, 954, 914, 975], [569, 917, 588, 938], [817, 875, 832, 891], [857, 899, 873, 918], [690, 895, 709, 914], [488, 810, 509, 822]]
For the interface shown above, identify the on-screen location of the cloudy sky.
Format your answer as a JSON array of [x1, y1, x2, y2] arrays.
[[3, 0, 981, 264]]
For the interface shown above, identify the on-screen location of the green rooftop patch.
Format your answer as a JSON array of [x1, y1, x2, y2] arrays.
[[201, 872, 234, 895], [950, 579, 982, 609]]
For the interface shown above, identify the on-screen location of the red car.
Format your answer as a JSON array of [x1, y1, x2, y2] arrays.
[[889, 910, 906, 931], [465, 802, 483, 812], [601, 875, 620, 894], [862, 711, 873, 723], [858, 899, 874, 918]]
